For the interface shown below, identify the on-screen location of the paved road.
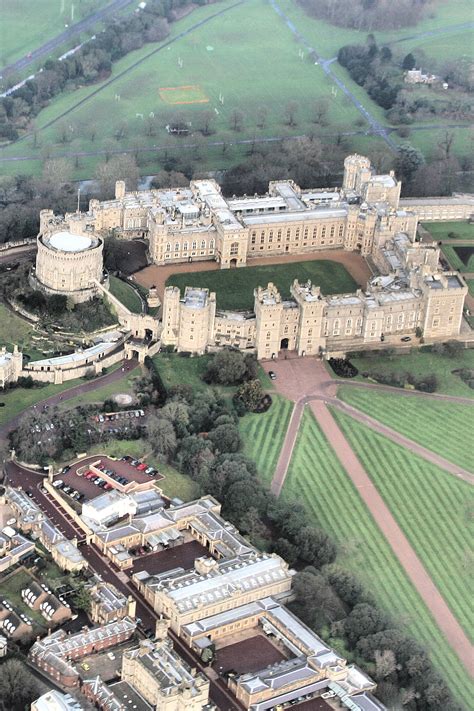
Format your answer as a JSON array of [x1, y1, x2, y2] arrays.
[[1, 0, 136, 79], [268, 0, 397, 150], [0, 245, 37, 265], [0, 358, 139, 444], [388, 21, 474, 46], [4, 457, 242, 710], [261, 356, 474, 675]]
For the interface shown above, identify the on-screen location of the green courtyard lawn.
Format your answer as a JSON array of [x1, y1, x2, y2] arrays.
[[422, 221, 474, 241], [108, 276, 143, 314], [442, 244, 474, 273], [332, 409, 474, 642], [338, 387, 473, 471], [56, 367, 137, 409], [239, 395, 293, 485], [166, 260, 357, 311], [348, 347, 474, 398], [282, 408, 474, 708]]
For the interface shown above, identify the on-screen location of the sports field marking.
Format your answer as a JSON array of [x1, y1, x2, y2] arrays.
[[159, 84, 209, 105]]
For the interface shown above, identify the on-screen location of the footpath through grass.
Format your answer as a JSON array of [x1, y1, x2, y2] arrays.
[[167, 259, 357, 311], [349, 348, 474, 398], [240, 395, 293, 485], [108, 276, 143, 313], [282, 408, 474, 708], [338, 387, 474, 471], [333, 409, 474, 643]]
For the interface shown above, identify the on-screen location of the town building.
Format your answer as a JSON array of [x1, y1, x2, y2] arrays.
[[89, 581, 136, 625], [0, 599, 33, 640], [29, 617, 136, 688], [0, 526, 35, 573], [5, 487, 87, 572], [120, 639, 210, 710], [21, 579, 72, 625], [31, 690, 86, 711], [82, 675, 152, 711]]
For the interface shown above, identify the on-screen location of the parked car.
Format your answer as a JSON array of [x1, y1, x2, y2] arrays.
[[401, 336, 412, 342], [137, 463, 147, 471], [268, 371, 277, 380]]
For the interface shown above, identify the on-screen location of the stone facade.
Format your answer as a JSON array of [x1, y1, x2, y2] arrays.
[[0, 346, 22, 388], [7, 154, 468, 371], [161, 237, 468, 359], [120, 639, 210, 710], [34, 212, 106, 303]]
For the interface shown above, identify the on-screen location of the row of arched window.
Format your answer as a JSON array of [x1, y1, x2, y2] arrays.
[[165, 239, 215, 252]]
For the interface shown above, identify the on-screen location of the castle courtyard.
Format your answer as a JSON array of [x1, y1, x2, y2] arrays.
[[132, 249, 373, 302]]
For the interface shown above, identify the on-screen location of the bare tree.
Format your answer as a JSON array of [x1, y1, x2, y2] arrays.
[[95, 155, 139, 197], [229, 109, 245, 132], [312, 99, 329, 125], [283, 100, 299, 127], [199, 110, 215, 136], [256, 105, 269, 129]]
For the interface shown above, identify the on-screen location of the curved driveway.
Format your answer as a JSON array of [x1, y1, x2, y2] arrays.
[[0, 358, 139, 444]]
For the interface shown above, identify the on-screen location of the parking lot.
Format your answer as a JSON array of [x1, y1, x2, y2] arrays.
[[214, 634, 287, 675], [56, 455, 163, 503], [132, 540, 208, 575]]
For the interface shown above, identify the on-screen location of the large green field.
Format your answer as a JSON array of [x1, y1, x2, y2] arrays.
[[240, 394, 293, 485], [283, 408, 474, 708], [1, 0, 472, 179], [0, 0, 366, 176], [349, 347, 474, 397], [333, 409, 474, 641], [166, 259, 357, 311], [0, 0, 110, 68], [338, 387, 473, 471]]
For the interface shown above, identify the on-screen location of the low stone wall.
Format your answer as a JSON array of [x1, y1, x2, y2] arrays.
[[22, 343, 125, 384], [0, 238, 36, 252]]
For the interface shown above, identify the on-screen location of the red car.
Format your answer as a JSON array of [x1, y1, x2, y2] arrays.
[[137, 463, 147, 471]]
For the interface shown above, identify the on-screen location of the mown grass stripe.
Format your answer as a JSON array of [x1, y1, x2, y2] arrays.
[[280, 409, 474, 707]]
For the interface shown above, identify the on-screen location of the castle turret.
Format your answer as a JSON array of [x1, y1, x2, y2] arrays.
[[343, 154, 372, 194], [254, 283, 284, 359], [115, 180, 126, 200]]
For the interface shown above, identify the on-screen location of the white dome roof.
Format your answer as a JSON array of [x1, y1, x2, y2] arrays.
[[48, 231, 92, 252]]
